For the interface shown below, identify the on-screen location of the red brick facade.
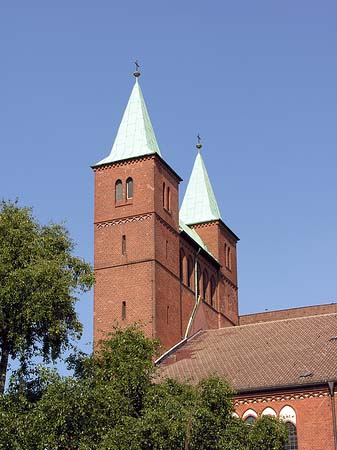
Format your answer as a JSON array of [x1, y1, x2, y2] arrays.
[[235, 386, 337, 450], [93, 153, 239, 350], [92, 81, 337, 450]]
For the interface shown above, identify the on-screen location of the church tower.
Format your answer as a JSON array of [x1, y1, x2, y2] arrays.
[[93, 69, 239, 351], [92, 70, 183, 350], [180, 143, 239, 326]]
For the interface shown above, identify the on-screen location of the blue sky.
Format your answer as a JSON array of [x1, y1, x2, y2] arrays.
[[1, 1, 336, 354]]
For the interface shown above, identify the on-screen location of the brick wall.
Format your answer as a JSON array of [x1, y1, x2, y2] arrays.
[[93, 154, 240, 351], [235, 386, 337, 450], [240, 303, 337, 325]]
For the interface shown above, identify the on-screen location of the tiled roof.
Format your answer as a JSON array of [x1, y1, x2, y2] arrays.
[[180, 152, 221, 225], [94, 79, 161, 166], [158, 313, 337, 392]]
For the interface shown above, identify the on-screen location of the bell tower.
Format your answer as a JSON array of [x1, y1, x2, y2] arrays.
[[180, 141, 239, 326], [93, 70, 183, 349]]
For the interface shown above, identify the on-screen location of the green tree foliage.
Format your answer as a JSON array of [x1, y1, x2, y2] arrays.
[[0, 200, 94, 392], [0, 326, 288, 450]]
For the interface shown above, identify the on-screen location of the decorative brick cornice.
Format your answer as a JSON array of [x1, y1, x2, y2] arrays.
[[155, 214, 179, 236], [220, 272, 238, 290], [93, 155, 153, 172], [96, 213, 152, 228], [234, 389, 328, 407], [190, 221, 219, 229]]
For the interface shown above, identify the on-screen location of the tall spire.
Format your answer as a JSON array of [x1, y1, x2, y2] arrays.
[[180, 140, 221, 225], [94, 69, 161, 166]]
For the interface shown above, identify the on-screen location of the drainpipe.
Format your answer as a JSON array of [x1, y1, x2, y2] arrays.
[[328, 381, 337, 450]]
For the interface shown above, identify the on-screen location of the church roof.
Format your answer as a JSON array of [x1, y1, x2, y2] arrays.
[[94, 78, 161, 166], [157, 313, 337, 392], [180, 151, 221, 225]]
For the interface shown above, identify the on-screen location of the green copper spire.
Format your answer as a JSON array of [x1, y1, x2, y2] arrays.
[[180, 144, 221, 225], [95, 74, 161, 166]]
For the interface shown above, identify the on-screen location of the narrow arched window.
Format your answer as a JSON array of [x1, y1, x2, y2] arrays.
[[202, 270, 209, 301], [122, 301, 126, 320], [197, 263, 201, 298], [210, 276, 216, 307], [227, 246, 231, 270], [167, 187, 171, 212], [163, 182, 166, 208], [284, 422, 298, 450], [224, 243, 227, 266], [126, 177, 133, 199], [187, 256, 194, 289], [122, 235, 126, 255], [180, 249, 185, 282], [115, 179, 123, 202]]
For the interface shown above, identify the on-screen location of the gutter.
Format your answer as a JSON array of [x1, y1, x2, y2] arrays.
[[184, 248, 201, 339], [156, 248, 203, 365], [236, 380, 337, 396]]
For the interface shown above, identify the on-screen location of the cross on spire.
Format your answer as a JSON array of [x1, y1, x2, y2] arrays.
[[196, 134, 202, 151], [133, 60, 140, 78]]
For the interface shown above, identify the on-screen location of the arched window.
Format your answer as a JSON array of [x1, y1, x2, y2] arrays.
[[167, 187, 171, 212], [224, 243, 227, 266], [227, 246, 231, 270], [122, 235, 126, 255], [197, 263, 201, 298], [187, 256, 194, 289], [115, 179, 123, 202], [284, 423, 298, 450], [163, 182, 166, 208], [126, 177, 133, 199], [122, 301, 126, 320], [242, 409, 257, 422], [210, 276, 216, 307], [245, 416, 256, 424], [202, 270, 209, 301], [261, 407, 277, 417], [180, 249, 186, 282]]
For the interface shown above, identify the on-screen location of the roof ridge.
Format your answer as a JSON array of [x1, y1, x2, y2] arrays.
[[219, 311, 337, 330], [240, 302, 337, 317]]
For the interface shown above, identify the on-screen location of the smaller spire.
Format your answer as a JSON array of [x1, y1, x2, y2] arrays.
[[196, 134, 202, 152], [180, 144, 222, 225], [133, 60, 140, 78]]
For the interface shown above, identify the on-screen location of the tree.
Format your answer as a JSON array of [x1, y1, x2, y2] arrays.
[[0, 326, 287, 450], [0, 200, 94, 393]]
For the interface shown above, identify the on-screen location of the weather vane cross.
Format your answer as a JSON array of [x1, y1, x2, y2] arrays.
[[196, 134, 203, 151], [133, 60, 141, 78]]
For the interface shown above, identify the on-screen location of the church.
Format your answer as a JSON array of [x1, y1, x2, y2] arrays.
[[92, 68, 337, 450]]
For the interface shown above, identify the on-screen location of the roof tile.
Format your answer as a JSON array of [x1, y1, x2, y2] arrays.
[[158, 313, 337, 391]]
